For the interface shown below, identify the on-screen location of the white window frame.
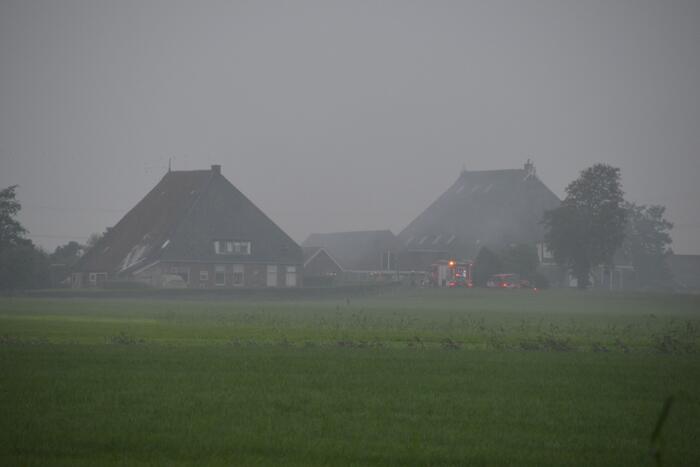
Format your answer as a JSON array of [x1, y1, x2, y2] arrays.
[[214, 265, 226, 286], [235, 241, 251, 255], [285, 266, 297, 287], [214, 240, 252, 256], [199, 270, 209, 282]]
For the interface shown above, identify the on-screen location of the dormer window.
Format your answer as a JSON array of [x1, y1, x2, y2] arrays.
[[214, 240, 251, 255]]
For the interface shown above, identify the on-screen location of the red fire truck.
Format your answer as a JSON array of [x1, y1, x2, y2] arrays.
[[430, 259, 474, 288]]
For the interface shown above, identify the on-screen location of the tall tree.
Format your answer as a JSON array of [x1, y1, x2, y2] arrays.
[[0, 186, 52, 291], [622, 202, 673, 287], [499, 243, 539, 279], [0, 186, 32, 291], [473, 246, 502, 287], [0, 185, 25, 245], [543, 164, 627, 289]]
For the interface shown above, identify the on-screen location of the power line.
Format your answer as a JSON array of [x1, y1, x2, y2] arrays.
[[26, 234, 90, 240], [23, 204, 126, 213]]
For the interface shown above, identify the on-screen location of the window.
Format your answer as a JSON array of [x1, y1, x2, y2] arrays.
[[199, 270, 209, 282], [214, 240, 251, 255], [285, 266, 297, 287], [235, 241, 251, 255], [232, 264, 244, 286], [266, 265, 277, 287], [215, 265, 226, 286]]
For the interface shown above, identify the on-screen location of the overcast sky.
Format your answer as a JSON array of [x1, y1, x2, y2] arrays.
[[1, 0, 699, 254]]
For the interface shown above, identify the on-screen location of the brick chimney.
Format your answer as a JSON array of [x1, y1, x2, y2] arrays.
[[211, 165, 221, 175]]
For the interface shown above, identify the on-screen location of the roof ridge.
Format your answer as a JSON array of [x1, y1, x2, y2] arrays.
[[309, 229, 394, 236]]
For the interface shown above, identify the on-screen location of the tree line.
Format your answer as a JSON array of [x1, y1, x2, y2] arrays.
[[0, 186, 105, 292]]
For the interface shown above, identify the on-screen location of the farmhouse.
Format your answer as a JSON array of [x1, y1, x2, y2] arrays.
[[302, 230, 399, 283], [72, 165, 302, 288], [398, 161, 561, 270]]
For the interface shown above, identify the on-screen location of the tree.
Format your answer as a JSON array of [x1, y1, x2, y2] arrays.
[[0, 185, 52, 292], [622, 202, 673, 288], [0, 186, 32, 291], [86, 232, 103, 249], [473, 246, 502, 287], [0, 185, 25, 245], [543, 164, 627, 289], [51, 240, 85, 266], [499, 244, 539, 279]]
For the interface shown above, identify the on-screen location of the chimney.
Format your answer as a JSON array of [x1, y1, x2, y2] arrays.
[[524, 159, 536, 178], [211, 164, 221, 175]]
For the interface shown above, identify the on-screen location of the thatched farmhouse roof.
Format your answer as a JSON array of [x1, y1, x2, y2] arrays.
[[75, 165, 301, 274], [399, 163, 560, 259]]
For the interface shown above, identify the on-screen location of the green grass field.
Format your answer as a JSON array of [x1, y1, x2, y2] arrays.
[[1, 289, 699, 465]]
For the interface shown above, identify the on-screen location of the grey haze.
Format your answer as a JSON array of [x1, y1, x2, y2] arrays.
[[1, 0, 698, 253]]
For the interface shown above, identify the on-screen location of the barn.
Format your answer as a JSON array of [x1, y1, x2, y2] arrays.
[[302, 230, 399, 283], [72, 165, 302, 288], [302, 247, 344, 286], [398, 161, 561, 270]]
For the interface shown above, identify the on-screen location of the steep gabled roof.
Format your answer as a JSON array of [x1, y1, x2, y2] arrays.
[[160, 171, 301, 265], [75, 166, 301, 273], [398, 168, 560, 257], [75, 170, 213, 273], [302, 230, 398, 271]]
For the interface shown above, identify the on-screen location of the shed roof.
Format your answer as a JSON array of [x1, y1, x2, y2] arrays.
[[302, 230, 398, 271]]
